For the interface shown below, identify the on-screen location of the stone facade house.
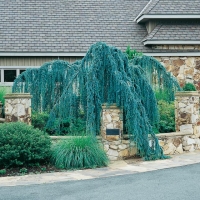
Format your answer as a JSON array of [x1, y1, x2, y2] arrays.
[[0, 0, 200, 88]]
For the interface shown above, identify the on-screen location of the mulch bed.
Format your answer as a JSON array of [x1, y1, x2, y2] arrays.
[[0, 156, 143, 177], [0, 164, 66, 177]]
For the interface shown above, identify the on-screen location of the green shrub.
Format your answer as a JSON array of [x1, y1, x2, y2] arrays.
[[158, 100, 175, 133], [51, 136, 108, 169], [41, 167, 46, 171], [0, 169, 6, 175], [58, 117, 86, 136], [47, 117, 86, 136], [19, 168, 28, 174], [0, 87, 12, 117], [182, 83, 196, 91], [32, 111, 86, 136], [125, 46, 143, 60], [0, 87, 11, 104], [154, 90, 175, 133], [32, 111, 49, 131], [154, 89, 171, 102], [0, 122, 51, 168]]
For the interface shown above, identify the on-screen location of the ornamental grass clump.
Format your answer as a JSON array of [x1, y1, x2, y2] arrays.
[[0, 122, 51, 168], [51, 136, 108, 170]]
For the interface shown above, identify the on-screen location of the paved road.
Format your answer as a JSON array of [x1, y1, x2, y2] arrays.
[[1, 163, 200, 200]]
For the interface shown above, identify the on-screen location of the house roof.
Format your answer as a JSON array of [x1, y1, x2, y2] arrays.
[[0, 0, 150, 54], [139, 0, 200, 15], [0, 0, 200, 55], [143, 23, 200, 45], [136, 0, 200, 22]]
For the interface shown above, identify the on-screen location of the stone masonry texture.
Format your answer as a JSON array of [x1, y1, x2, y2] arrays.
[[100, 104, 137, 161], [155, 56, 200, 90], [158, 92, 200, 155], [4, 93, 32, 125]]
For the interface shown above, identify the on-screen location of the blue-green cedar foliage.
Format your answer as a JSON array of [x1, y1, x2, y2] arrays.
[[13, 42, 180, 160]]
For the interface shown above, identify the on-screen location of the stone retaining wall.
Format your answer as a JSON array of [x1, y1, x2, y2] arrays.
[[157, 132, 200, 155], [50, 135, 137, 161], [52, 134, 199, 159], [97, 136, 137, 161], [5, 91, 200, 159], [157, 91, 200, 155], [50, 133, 200, 158]]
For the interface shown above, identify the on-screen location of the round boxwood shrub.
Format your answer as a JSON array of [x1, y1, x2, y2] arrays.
[[51, 136, 108, 170], [0, 122, 51, 168], [182, 83, 196, 91]]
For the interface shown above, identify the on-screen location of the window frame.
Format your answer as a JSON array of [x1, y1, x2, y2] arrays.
[[0, 66, 39, 86]]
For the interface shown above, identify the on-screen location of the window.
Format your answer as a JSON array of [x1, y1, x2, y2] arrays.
[[0, 66, 39, 86], [4, 70, 17, 82], [20, 70, 26, 74]]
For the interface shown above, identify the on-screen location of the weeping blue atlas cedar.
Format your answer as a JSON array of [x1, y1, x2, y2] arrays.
[[12, 42, 180, 160]]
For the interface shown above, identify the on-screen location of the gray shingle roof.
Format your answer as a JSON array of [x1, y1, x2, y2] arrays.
[[0, 0, 151, 53], [140, 0, 200, 15], [143, 23, 200, 42], [0, 0, 200, 54]]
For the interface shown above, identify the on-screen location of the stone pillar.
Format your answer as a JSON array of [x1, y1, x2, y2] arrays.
[[4, 93, 32, 125], [99, 104, 137, 161], [101, 104, 123, 140], [175, 91, 200, 135]]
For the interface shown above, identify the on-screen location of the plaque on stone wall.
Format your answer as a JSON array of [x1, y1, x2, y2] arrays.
[[106, 129, 120, 135]]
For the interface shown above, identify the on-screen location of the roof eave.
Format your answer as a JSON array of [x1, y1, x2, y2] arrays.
[[0, 52, 86, 57], [145, 52, 200, 56], [136, 14, 200, 23], [143, 40, 200, 46]]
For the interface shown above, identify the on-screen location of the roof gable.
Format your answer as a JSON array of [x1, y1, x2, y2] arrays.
[[144, 0, 200, 15], [136, 0, 200, 22], [143, 23, 200, 45]]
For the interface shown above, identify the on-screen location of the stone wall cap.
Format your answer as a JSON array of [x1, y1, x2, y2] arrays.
[[124, 132, 192, 139], [155, 132, 191, 138], [50, 136, 70, 140], [102, 103, 121, 109], [50, 136, 88, 140], [4, 93, 32, 99], [175, 91, 200, 97]]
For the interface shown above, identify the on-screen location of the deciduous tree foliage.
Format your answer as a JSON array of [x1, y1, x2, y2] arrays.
[[13, 42, 180, 160]]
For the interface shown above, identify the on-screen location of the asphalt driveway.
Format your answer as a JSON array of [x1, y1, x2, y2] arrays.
[[1, 163, 200, 200]]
